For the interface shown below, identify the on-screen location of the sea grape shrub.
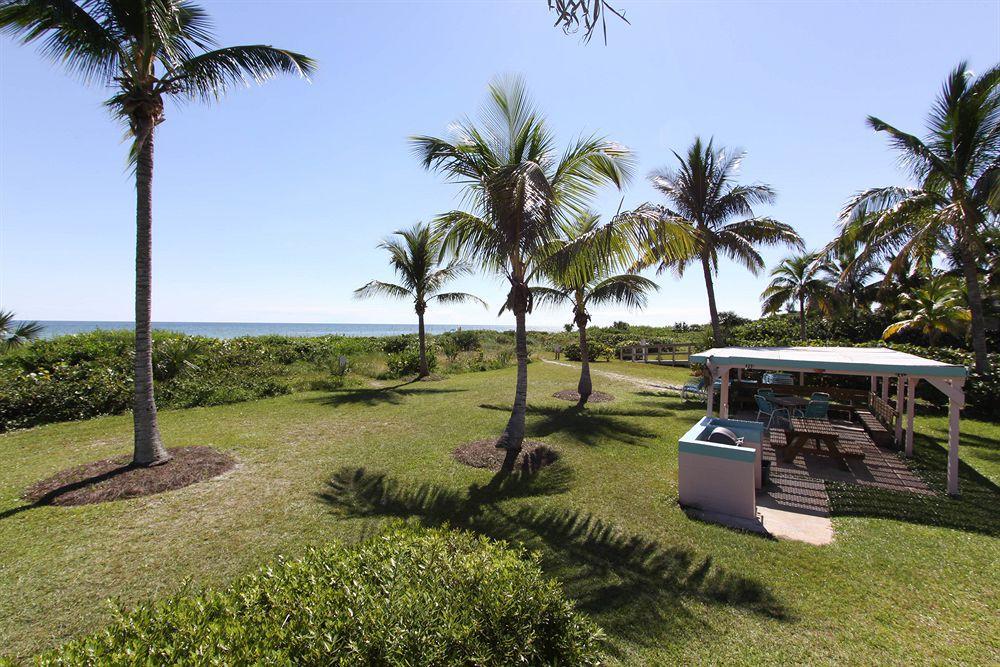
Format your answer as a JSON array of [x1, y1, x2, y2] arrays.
[[384, 340, 438, 378], [36, 525, 602, 666], [563, 341, 614, 362]]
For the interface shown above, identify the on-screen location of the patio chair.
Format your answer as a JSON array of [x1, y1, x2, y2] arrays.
[[795, 399, 830, 419], [681, 377, 706, 401], [755, 394, 790, 428], [810, 392, 831, 401]]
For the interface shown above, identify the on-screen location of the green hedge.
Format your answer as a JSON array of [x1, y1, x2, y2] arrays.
[[34, 525, 602, 666], [563, 340, 614, 362]]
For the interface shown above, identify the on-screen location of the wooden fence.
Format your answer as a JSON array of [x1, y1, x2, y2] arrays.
[[618, 342, 696, 366]]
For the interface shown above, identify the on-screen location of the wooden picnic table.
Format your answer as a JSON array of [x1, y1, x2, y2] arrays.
[[780, 417, 864, 465]]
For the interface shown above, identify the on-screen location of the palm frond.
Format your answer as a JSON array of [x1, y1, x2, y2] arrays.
[[164, 44, 315, 100], [429, 292, 488, 309], [586, 274, 658, 309], [353, 280, 413, 301]]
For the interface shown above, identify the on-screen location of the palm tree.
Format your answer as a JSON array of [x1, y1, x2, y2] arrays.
[[0, 310, 42, 352], [760, 252, 831, 339], [837, 62, 999, 373], [883, 276, 971, 346], [534, 214, 660, 406], [412, 76, 633, 469], [0, 1, 315, 466], [355, 223, 486, 377], [634, 137, 803, 346], [817, 240, 880, 324]]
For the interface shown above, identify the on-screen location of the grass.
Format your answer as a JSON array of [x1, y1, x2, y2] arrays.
[[1, 361, 998, 664]]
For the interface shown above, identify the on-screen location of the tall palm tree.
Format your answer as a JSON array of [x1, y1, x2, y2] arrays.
[[534, 214, 661, 406], [412, 76, 633, 469], [0, 310, 42, 352], [0, 1, 315, 466], [634, 137, 803, 345], [883, 275, 971, 346], [355, 223, 486, 377], [760, 252, 831, 339], [837, 62, 999, 372]]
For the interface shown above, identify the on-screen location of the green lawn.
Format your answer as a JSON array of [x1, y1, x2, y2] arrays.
[[1, 362, 998, 664]]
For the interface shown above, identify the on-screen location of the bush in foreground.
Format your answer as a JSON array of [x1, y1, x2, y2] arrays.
[[35, 525, 602, 666]]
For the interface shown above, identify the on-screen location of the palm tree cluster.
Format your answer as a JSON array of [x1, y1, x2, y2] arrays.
[[756, 62, 999, 363]]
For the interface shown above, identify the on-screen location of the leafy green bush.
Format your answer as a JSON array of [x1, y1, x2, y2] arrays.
[[37, 525, 602, 666], [564, 340, 614, 362], [384, 341, 438, 378], [440, 328, 481, 352]]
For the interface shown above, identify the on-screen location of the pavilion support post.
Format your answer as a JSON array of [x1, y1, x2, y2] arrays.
[[881, 376, 889, 403], [719, 366, 730, 418], [948, 396, 961, 496], [705, 365, 715, 418], [894, 377, 904, 446], [870, 376, 876, 394], [905, 377, 917, 457]]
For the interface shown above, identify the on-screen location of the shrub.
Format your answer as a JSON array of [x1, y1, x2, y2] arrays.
[[37, 525, 602, 666], [384, 342, 437, 378], [564, 341, 614, 362], [442, 329, 481, 352]]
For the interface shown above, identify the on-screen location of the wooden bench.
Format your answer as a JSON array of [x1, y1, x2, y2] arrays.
[[853, 408, 892, 446]]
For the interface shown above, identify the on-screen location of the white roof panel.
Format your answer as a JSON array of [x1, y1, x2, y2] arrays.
[[689, 346, 966, 379]]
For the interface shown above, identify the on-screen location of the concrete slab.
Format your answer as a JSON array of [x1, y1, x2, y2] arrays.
[[682, 503, 834, 545]]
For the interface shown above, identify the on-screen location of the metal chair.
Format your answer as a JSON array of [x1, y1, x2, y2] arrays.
[[755, 394, 790, 428]]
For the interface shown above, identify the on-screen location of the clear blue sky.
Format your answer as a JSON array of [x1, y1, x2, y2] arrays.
[[1, 1, 998, 328]]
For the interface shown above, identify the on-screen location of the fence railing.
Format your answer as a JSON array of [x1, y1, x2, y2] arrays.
[[618, 342, 696, 366]]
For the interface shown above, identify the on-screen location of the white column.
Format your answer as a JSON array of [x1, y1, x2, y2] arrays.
[[894, 377, 904, 445], [948, 396, 961, 496], [720, 366, 730, 419], [881, 376, 890, 403], [870, 375, 876, 394], [905, 377, 917, 457], [798, 371, 805, 385], [705, 365, 715, 418]]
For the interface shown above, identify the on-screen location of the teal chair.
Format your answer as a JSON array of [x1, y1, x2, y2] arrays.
[[797, 399, 830, 420], [755, 393, 790, 428], [681, 377, 706, 401]]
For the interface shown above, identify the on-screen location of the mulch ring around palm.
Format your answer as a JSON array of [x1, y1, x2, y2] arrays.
[[552, 390, 615, 403], [23, 446, 236, 507], [452, 439, 559, 473]]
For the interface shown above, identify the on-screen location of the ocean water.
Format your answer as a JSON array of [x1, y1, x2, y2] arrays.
[[32, 321, 524, 340]]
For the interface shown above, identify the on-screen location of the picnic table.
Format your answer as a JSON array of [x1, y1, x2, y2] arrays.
[[780, 417, 865, 465]]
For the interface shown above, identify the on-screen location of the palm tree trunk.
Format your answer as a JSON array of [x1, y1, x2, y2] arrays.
[[956, 238, 989, 373], [132, 122, 169, 467], [700, 252, 722, 345], [576, 319, 592, 406], [798, 295, 806, 340], [416, 308, 429, 377], [497, 285, 529, 473]]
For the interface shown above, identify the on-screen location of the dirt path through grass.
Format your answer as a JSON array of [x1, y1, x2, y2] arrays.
[[540, 358, 686, 395]]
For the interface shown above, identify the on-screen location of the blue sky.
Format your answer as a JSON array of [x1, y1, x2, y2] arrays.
[[1, 0, 998, 328]]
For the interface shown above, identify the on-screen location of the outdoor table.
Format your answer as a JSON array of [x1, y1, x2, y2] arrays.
[[771, 395, 809, 410], [781, 417, 863, 465]]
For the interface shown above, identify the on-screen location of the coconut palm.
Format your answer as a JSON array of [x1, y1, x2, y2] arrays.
[[837, 62, 1000, 372], [355, 223, 486, 377], [412, 76, 634, 469], [0, 310, 42, 352], [882, 276, 971, 346], [534, 214, 661, 406], [634, 137, 803, 345], [0, 0, 315, 466], [760, 252, 831, 339], [817, 240, 880, 323]]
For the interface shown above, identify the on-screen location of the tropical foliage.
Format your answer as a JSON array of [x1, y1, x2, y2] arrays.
[[835, 62, 999, 372], [534, 214, 661, 404], [634, 137, 803, 345], [355, 223, 485, 377], [0, 310, 41, 351], [760, 252, 831, 338], [412, 75, 633, 466], [882, 275, 971, 345]]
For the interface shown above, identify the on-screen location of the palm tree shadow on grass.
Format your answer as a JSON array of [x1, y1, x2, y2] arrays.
[[309, 380, 468, 408], [827, 433, 1000, 536], [320, 465, 789, 655], [477, 403, 672, 447]]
